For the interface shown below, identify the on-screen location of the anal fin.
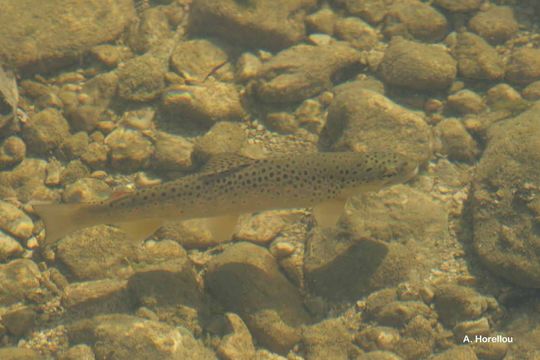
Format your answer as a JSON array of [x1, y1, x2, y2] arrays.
[[116, 218, 164, 242], [313, 198, 347, 228]]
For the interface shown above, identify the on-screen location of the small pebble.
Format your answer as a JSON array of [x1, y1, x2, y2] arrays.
[[0, 230, 24, 260], [270, 241, 296, 258], [0, 201, 34, 240]]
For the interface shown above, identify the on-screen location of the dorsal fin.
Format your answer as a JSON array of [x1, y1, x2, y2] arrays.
[[198, 153, 256, 182], [198, 153, 255, 178]]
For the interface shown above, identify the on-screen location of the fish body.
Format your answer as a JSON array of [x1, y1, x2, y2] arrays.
[[33, 152, 418, 245]]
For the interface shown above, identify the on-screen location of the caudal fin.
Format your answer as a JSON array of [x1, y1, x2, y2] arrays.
[[32, 202, 87, 247]]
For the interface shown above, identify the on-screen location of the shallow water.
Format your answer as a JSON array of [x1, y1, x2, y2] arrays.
[[0, 0, 540, 359]]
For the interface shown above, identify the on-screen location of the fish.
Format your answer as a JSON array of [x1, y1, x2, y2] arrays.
[[32, 151, 419, 246]]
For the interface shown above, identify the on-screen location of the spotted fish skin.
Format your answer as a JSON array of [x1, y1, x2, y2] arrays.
[[33, 152, 418, 245]]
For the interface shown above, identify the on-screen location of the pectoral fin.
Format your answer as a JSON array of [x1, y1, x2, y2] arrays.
[[313, 198, 347, 228], [116, 218, 164, 242]]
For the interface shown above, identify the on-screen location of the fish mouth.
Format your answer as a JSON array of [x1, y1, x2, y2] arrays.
[[384, 158, 419, 186]]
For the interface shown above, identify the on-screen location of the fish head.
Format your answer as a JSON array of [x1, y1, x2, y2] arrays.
[[378, 153, 419, 186], [341, 152, 419, 194]]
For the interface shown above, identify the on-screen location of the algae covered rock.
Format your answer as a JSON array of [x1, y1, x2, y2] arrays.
[[0, 200, 34, 240], [468, 5, 518, 44], [22, 108, 70, 154], [105, 128, 154, 172], [383, 0, 448, 42], [379, 37, 456, 91], [0, 0, 135, 71], [190, 0, 316, 51], [506, 48, 540, 85], [0, 259, 42, 306], [254, 43, 361, 103], [472, 103, 540, 287], [117, 54, 167, 102], [322, 86, 432, 162], [162, 80, 245, 126], [454, 32, 505, 81], [205, 242, 311, 354], [0, 136, 26, 169], [67, 314, 216, 360]]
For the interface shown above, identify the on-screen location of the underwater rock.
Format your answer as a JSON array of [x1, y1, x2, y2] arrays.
[[435, 118, 479, 162], [60, 160, 90, 186], [190, 0, 316, 51], [217, 313, 256, 360], [0, 230, 24, 261], [302, 318, 361, 359], [58, 344, 96, 360], [126, 240, 204, 335], [523, 81, 540, 101], [0, 158, 52, 203], [363, 289, 438, 359], [0, 347, 41, 360], [433, 0, 481, 12], [58, 132, 90, 161], [105, 128, 154, 172], [334, 17, 379, 50], [155, 220, 216, 249], [430, 345, 478, 360], [126, 6, 174, 54], [194, 122, 246, 159], [162, 80, 245, 126], [0, 135, 26, 169], [264, 112, 299, 134], [254, 43, 361, 103], [62, 178, 111, 204], [205, 242, 311, 354], [379, 37, 456, 91], [67, 314, 216, 360], [506, 48, 540, 85], [56, 226, 140, 280], [0, 200, 33, 240], [454, 32, 505, 81], [22, 108, 70, 154], [234, 211, 287, 245], [62, 279, 132, 319], [433, 285, 489, 327], [323, 87, 432, 162], [304, 232, 412, 302], [235, 52, 263, 82], [383, 0, 448, 42], [0, 0, 135, 71], [367, 300, 435, 327], [468, 5, 518, 44], [65, 72, 118, 132], [2, 304, 36, 337], [81, 142, 110, 170], [171, 39, 231, 83], [117, 54, 167, 102], [395, 315, 437, 359], [153, 131, 194, 171], [447, 90, 486, 115], [305, 8, 338, 35], [0, 259, 41, 306], [91, 44, 133, 68], [472, 103, 540, 287], [485, 83, 525, 111], [333, 0, 395, 24], [355, 326, 401, 353], [305, 185, 448, 301]]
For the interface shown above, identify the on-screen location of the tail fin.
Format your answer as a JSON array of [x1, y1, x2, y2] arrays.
[[32, 203, 88, 247]]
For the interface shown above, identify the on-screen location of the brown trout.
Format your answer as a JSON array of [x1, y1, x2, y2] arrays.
[[33, 151, 418, 245]]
